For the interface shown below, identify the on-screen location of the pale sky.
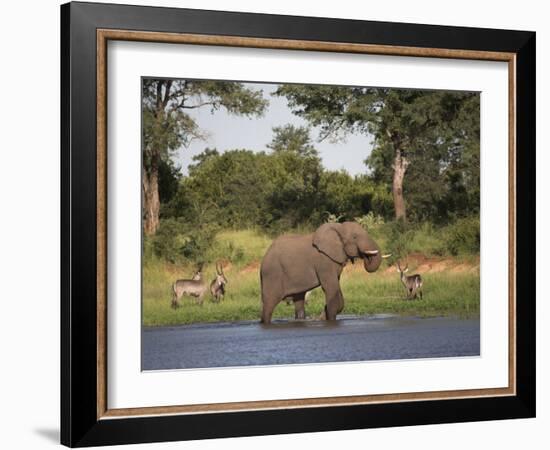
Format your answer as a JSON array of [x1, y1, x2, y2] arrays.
[[173, 82, 373, 176]]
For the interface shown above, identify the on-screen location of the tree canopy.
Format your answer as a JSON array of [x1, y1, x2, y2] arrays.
[[142, 79, 268, 235], [267, 124, 317, 158], [274, 85, 480, 222], [143, 79, 480, 264]]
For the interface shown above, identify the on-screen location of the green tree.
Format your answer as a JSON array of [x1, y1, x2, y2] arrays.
[[187, 147, 219, 175], [266, 150, 323, 229], [168, 149, 275, 228], [275, 85, 479, 222], [166, 139, 325, 231], [142, 79, 267, 235], [366, 91, 480, 222], [264, 126, 323, 228], [320, 171, 393, 221], [267, 124, 317, 157], [157, 158, 182, 204]]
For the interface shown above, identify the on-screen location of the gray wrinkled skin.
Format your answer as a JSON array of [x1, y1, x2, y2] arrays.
[[260, 222, 382, 323]]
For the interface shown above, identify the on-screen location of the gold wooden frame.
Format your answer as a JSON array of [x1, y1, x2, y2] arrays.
[[96, 29, 516, 420]]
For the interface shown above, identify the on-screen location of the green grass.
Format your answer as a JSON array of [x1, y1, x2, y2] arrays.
[[143, 230, 480, 326], [337, 267, 479, 318]]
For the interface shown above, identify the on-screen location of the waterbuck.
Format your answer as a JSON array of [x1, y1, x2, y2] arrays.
[[397, 261, 423, 300], [210, 262, 227, 303], [171, 264, 208, 308]]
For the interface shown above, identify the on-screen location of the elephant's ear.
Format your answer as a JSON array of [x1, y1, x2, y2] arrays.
[[312, 223, 347, 264]]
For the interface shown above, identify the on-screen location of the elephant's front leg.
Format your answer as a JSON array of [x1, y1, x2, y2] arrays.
[[325, 289, 344, 320], [319, 276, 344, 321]]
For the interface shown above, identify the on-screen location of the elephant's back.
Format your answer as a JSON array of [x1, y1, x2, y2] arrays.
[[264, 233, 313, 253], [261, 234, 314, 270]]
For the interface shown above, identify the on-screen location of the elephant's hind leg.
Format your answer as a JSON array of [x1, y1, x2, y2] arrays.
[[261, 298, 277, 324], [261, 289, 282, 324], [260, 267, 284, 324]]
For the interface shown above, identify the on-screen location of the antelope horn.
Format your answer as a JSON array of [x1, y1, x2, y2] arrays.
[[381, 253, 392, 259]]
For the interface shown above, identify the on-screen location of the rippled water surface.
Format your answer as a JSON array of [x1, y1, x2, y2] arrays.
[[142, 315, 480, 370]]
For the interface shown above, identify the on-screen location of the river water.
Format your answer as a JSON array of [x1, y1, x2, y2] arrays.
[[142, 315, 480, 370]]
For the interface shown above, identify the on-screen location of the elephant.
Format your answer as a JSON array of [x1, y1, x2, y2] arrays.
[[260, 221, 383, 324]]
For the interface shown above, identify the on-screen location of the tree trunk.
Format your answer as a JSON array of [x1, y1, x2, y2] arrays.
[[143, 159, 160, 236], [392, 148, 409, 222]]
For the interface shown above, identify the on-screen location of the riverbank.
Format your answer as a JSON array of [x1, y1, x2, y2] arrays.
[[143, 252, 479, 327]]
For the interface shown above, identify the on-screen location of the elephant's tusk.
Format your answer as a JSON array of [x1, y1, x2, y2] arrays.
[[381, 253, 392, 259], [363, 250, 379, 256]]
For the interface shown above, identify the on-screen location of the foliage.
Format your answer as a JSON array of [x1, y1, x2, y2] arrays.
[[443, 216, 480, 255], [145, 81, 481, 270], [383, 220, 418, 260], [367, 93, 481, 223], [319, 172, 393, 221], [265, 147, 324, 230], [354, 212, 385, 230], [267, 124, 317, 157], [274, 85, 480, 222], [142, 79, 268, 234], [165, 131, 327, 232], [141, 80, 483, 327], [150, 218, 218, 264], [163, 143, 397, 238], [206, 229, 273, 267], [158, 158, 182, 205], [167, 149, 277, 229], [142, 79, 268, 167]]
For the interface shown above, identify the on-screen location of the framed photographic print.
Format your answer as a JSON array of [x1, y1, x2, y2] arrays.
[[61, 1, 536, 447]]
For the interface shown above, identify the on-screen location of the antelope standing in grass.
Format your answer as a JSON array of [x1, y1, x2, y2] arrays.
[[171, 263, 208, 308], [397, 261, 423, 300], [210, 262, 228, 303]]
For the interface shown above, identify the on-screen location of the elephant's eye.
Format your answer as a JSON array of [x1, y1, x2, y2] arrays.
[[352, 233, 358, 240]]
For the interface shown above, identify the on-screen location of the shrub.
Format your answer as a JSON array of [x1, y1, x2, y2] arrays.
[[208, 240, 246, 265], [385, 220, 416, 260], [366, 218, 480, 259], [443, 216, 480, 255], [355, 212, 385, 230], [152, 218, 218, 263], [407, 222, 447, 256], [367, 220, 445, 259], [207, 229, 273, 267]]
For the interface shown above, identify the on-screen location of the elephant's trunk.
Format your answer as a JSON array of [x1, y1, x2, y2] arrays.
[[362, 245, 382, 273]]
